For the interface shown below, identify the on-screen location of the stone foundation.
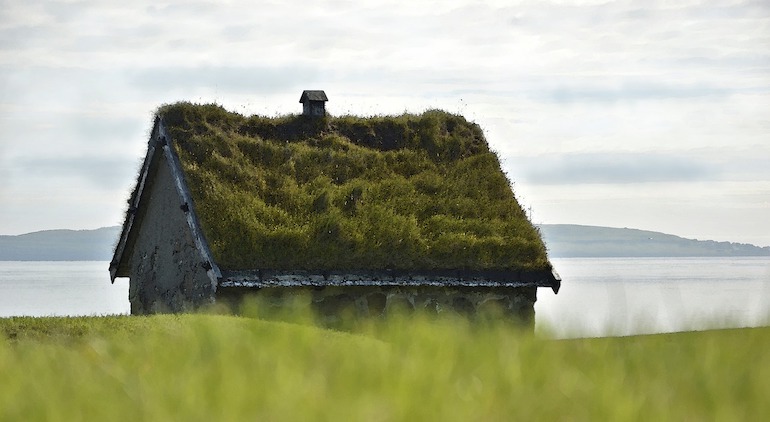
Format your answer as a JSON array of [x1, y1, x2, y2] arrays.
[[216, 285, 537, 326]]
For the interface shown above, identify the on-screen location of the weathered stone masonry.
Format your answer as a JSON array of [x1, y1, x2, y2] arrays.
[[215, 269, 548, 323], [217, 285, 538, 324]]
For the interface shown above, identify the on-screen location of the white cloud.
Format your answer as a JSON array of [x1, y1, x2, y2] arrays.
[[0, 0, 768, 244], [515, 180, 770, 247]]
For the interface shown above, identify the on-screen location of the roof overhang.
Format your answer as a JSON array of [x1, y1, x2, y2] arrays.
[[220, 268, 561, 294]]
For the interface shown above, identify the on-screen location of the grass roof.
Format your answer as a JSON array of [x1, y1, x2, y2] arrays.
[[158, 102, 551, 272]]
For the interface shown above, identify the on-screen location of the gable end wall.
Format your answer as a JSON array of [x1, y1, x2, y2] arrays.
[[128, 151, 215, 314]]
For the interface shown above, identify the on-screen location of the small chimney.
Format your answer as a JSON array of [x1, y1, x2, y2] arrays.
[[299, 90, 328, 116]]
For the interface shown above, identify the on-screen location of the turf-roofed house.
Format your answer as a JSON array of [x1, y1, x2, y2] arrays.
[[109, 91, 560, 323]]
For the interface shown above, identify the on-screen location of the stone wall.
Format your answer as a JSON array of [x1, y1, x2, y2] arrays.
[[128, 153, 215, 314], [217, 285, 537, 326]]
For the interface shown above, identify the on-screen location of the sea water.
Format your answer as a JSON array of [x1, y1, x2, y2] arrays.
[[1, 258, 769, 338], [536, 257, 770, 337], [0, 261, 129, 317]]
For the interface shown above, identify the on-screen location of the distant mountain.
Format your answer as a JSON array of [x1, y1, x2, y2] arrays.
[[1, 224, 768, 260], [539, 224, 770, 258], [0, 227, 121, 261]]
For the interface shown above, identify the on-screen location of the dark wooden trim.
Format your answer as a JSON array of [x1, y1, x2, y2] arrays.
[[157, 120, 222, 285], [109, 118, 162, 281]]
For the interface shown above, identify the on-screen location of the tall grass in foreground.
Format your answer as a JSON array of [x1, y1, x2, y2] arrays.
[[1, 311, 768, 421]]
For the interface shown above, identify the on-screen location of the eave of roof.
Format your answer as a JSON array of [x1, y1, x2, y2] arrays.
[[109, 119, 161, 281], [220, 269, 561, 293]]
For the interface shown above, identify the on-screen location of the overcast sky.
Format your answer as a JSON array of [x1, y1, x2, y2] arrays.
[[1, 0, 769, 246]]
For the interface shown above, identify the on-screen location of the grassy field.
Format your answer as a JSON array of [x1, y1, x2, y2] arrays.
[[1, 311, 768, 421]]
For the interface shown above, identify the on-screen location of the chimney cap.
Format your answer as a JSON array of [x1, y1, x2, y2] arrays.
[[299, 90, 328, 103]]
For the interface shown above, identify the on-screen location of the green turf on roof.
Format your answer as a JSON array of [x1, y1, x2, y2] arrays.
[[158, 102, 550, 272]]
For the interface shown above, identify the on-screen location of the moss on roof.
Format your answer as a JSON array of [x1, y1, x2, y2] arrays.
[[158, 102, 551, 272]]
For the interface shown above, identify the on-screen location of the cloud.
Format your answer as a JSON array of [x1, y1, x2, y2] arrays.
[[539, 82, 733, 104], [0, 0, 768, 243], [14, 155, 139, 191], [506, 152, 718, 185], [1, 106, 148, 156], [127, 66, 317, 95]]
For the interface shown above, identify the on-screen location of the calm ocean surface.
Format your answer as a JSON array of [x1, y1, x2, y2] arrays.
[[538, 257, 770, 337], [1, 258, 769, 338]]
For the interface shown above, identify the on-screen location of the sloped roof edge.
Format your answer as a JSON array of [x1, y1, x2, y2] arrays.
[[109, 118, 160, 281], [109, 118, 222, 284]]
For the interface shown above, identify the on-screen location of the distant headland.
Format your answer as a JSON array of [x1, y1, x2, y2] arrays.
[[0, 224, 767, 261], [0, 227, 120, 261], [538, 224, 770, 258]]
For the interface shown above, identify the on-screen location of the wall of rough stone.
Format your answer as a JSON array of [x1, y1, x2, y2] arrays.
[[128, 153, 215, 314], [217, 285, 538, 326]]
